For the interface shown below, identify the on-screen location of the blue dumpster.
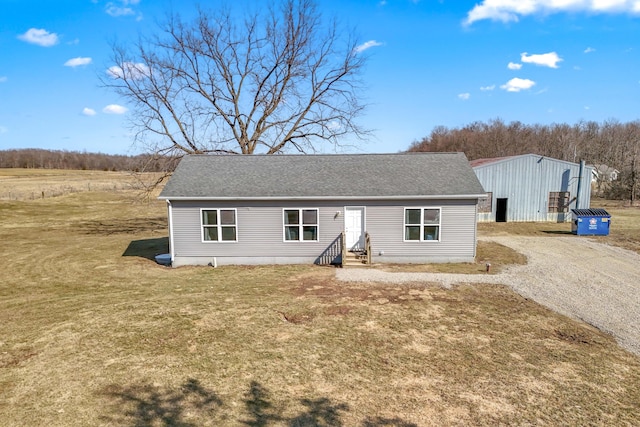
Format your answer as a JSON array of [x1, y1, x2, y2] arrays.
[[571, 209, 611, 236]]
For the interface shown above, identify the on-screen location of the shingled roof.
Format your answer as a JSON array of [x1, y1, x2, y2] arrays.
[[158, 152, 485, 200]]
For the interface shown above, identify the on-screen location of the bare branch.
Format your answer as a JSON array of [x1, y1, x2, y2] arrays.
[[101, 0, 370, 164]]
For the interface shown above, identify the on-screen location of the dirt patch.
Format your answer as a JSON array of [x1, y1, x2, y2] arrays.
[[0, 348, 38, 368], [324, 305, 354, 316], [277, 310, 316, 324], [290, 275, 431, 305], [339, 235, 640, 357], [554, 326, 603, 346]]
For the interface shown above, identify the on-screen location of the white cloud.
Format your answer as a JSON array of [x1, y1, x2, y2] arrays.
[[107, 62, 150, 80], [82, 108, 97, 116], [584, 47, 596, 53], [464, 0, 640, 26], [106, 0, 142, 19], [458, 93, 471, 100], [500, 77, 536, 92], [64, 57, 93, 67], [106, 4, 134, 17], [103, 104, 128, 114], [107, 66, 122, 78], [17, 28, 59, 47], [354, 40, 383, 53], [480, 85, 496, 91], [508, 62, 522, 70], [0, 76, 7, 83], [521, 52, 562, 68]]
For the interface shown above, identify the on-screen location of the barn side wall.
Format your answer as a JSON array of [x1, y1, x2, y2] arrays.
[[474, 155, 593, 222]]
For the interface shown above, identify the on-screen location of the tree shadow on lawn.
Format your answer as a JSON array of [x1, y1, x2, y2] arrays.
[[101, 378, 417, 426], [101, 378, 222, 426], [122, 237, 169, 261]]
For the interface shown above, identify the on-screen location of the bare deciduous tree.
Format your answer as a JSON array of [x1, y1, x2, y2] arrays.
[[614, 121, 640, 203], [408, 118, 640, 203], [102, 0, 369, 158]]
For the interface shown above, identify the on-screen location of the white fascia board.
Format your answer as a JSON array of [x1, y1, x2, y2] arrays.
[[158, 194, 487, 201]]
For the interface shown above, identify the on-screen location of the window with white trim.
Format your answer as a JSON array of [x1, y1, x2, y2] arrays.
[[284, 209, 318, 241], [201, 209, 237, 242], [404, 208, 441, 241]]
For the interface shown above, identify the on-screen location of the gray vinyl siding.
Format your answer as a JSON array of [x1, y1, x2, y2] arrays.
[[363, 200, 477, 263], [171, 200, 341, 260], [169, 199, 477, 266], [473, 155, 593, 222]]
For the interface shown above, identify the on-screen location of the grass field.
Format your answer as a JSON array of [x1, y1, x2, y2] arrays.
[[478, 198, 640, 254], [1, 171, 640, 426], [0, 168, 163, 201]]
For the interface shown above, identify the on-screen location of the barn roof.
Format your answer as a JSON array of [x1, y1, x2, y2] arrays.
[[469, 156, 514, 167], [159, 152, 486, 200], [470, 153, 588, 169]]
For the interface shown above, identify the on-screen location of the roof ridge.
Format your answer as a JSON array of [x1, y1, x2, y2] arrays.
[[161, 151, 484, 199], [185, 152, 463, 157]]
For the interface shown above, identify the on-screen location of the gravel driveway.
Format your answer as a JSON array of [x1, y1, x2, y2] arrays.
[[336, 236, 640, 357]]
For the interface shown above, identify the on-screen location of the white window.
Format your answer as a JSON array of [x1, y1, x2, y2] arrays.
[[283, 209, 319, 242], [201, 209, 237, 242], [404, 208, 441, 242]]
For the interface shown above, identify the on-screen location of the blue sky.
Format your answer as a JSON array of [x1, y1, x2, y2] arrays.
[[1, 0, 639, 155]]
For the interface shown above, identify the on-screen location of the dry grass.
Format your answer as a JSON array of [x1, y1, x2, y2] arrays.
[[379, 240, 527, 274], [478, 198, 640, 255], [0, 168, 164, 200], [591, 199, 640, 254], [1, 172, 640, 426]]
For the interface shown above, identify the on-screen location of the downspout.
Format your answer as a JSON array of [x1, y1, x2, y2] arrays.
[[576, 160, 585, 209], [167, 200, 175, 263]]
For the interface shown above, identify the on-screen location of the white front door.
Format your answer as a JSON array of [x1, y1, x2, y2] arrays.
[[344, 207, 365, 250]]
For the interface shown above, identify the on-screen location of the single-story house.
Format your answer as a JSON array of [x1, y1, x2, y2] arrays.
[[471, 154, 593, 222], [158, 153, 486, 267], [591, 164, 619, 182]]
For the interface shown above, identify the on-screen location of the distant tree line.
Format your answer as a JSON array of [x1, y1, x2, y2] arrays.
[[408, 119, 640, 203], [0, 149, 177, 173]]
